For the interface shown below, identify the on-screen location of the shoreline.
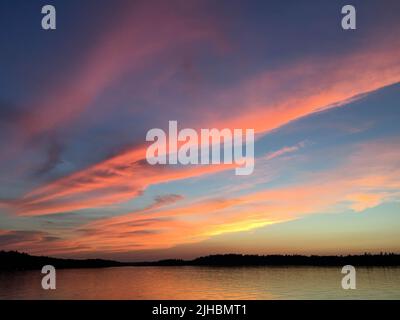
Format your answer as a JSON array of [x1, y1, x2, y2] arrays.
[[2, 251, 400, 271]]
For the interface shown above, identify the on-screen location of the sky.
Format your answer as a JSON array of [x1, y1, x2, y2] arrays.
[[0, 0, 399, 261]]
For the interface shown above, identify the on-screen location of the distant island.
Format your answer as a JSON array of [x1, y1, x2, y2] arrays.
[[1, 251, 400, 271], [0, 251, 124, 270]]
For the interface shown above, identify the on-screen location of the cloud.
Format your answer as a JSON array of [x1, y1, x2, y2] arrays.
[[265, 141, 307, 161], [22, 1, 223, 137], [2, 146, 235, 216], [346, 193, 386, 212], [2, 138, 400, 257], [0, 230, 60, 251], [0, 0, 225, 177], [153, 194, 184, 208], [207, 41, 400, 134], [33, 139, 64, 176], [42, 139, 400, 255], [6, 37, 400, 216]]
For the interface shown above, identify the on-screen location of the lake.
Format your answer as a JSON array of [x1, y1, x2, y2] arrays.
[[0, 266, 399, 299]]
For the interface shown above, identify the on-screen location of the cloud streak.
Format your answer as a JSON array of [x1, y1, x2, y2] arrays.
[[6, 139, 396, 256]]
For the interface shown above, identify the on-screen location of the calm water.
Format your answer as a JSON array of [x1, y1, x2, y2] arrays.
[[0, 266, 399, 299]]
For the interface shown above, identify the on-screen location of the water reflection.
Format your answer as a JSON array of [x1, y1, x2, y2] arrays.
[[0, 266, 399, 299]]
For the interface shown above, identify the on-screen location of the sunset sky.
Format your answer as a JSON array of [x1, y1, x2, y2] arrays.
[[0, 0, 399, 261]]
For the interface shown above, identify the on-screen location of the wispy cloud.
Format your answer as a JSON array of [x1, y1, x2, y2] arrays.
[[5, 139, 396, 256], [265, 141, 308, 161]]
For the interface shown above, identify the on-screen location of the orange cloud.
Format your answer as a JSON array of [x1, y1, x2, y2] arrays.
[[6, 145, 236, 216], [206, 36, 400, 134], [37, 139, 400, 256], [3, 11, 400, 222], [10, 39, 400, 217]]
